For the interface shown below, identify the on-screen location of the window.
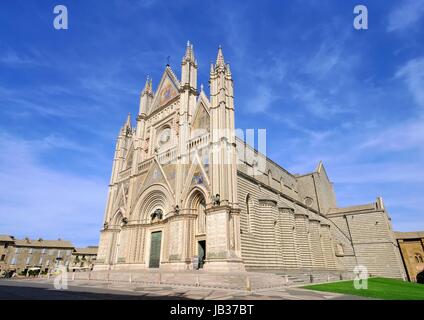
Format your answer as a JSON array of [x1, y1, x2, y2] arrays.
[[41, 248, 46, 254], [4, 243, 9, 249], [0, 255, 5, 261], [28, 248, 33, 254], [15, 248, 20, 254], [26, 256, 31, 265], [336, 243, 345, 256], [66, 250, 71, 256], [246, 194, 252, 233], [11, 256, 17, 265], [39, 257, 44, 265], [57, 250, 61, 257]]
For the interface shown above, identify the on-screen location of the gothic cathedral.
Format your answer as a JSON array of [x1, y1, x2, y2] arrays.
[[95, 43, 406, 278]]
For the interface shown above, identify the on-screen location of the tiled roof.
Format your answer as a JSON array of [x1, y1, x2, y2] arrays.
[[0, 235, 15, 242], [395, 231, 424, 240], [14, 239, 74, 249], [73, 247, 98, 255]]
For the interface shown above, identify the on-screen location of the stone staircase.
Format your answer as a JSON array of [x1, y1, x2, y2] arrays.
[[70, 269, 354, 291]]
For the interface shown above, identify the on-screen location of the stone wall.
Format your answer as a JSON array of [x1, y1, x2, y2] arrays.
[[328, 208, 406, 279], [238, 174, 337, 272]]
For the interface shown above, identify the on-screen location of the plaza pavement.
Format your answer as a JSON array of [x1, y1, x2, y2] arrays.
[[0, 278, 369, 300]]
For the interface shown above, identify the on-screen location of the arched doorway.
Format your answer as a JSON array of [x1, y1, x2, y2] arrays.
[[149, 231, 162, 268], [187, 189, 207, 269], [136, 186, 171, 269]]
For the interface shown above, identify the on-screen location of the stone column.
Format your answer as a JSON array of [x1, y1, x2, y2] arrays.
[[163, 215, 192, 270], [126, 225, 136, 263], [252, 200, 280, 269], [309, 219, 325, 269], [278, 207, 298, 269], [294, 213, 313, 269], [204, 205, 244, 272], [320, 223, 337, 270], [93, 230, 113, 270], [130, 225, 143, 264]]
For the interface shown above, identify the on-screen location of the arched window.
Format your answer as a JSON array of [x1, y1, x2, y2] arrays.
[[246, 194, 252, 233], [188, 190, 206, 235], [126, 149, 133, 169], [198, 199, 206, 234], [268, 170, 272, 186], [336, 243, 345, 256]]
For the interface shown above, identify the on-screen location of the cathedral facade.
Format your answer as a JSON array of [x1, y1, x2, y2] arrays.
[[95, 43, 406, 278]]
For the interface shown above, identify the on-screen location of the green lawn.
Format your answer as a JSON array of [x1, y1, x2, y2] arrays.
[[303, 277, 424, 300]]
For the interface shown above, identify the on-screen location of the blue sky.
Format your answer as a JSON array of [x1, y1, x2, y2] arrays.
[[0, 0, 423, 246]]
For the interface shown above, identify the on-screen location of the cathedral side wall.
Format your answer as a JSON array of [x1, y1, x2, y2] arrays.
[[329, 211, 406, 279], [313, 171, 337, 214], [237, 173, 339, 271]]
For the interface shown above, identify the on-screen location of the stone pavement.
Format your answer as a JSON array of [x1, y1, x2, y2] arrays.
[[0, 278, 369, 300]]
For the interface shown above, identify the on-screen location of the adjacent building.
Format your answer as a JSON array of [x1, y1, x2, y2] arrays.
[[10, 238, 74, 274], [0, 235, 15, 272], [396, 232, 424, 283], [94, 43, 406, 279], [0, 236, 77, 275], [71, 246, 98, 270]]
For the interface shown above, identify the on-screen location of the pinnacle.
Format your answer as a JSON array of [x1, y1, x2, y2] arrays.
[[183, 40, 195, 62], [216, 45, 225, 67]]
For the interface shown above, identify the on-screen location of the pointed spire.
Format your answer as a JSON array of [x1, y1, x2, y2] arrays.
[[142, 76, 153, 96], [121, 113, 132, 136], [142, 76, 149, 93], [183, 40, 195, 62], [225, 63, 232, 76], [315, 160, 323, 173], [125, 113, 131, 128], [216, 45, 225, 68]]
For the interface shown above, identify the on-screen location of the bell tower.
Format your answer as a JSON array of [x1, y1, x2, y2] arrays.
[[204, 46, 244, 272]]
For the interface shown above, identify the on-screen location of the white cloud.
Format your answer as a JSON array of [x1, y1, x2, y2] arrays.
[[289, 82, 350, 118], [0, 47, 45, 67], [0, 134, 107, 247], [360, 118, 424, 152], [331, 162, 424, 184], [396, 57, 424, 109], [40, 134, 93, 153], [387, 0, 424, 32], [245, 85, 278, 113]]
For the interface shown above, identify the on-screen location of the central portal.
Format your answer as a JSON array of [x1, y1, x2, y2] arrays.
[[149, 231, 162, 268]]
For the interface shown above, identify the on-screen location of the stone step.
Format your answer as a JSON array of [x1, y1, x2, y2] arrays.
[[70, 269, 354, 290]]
